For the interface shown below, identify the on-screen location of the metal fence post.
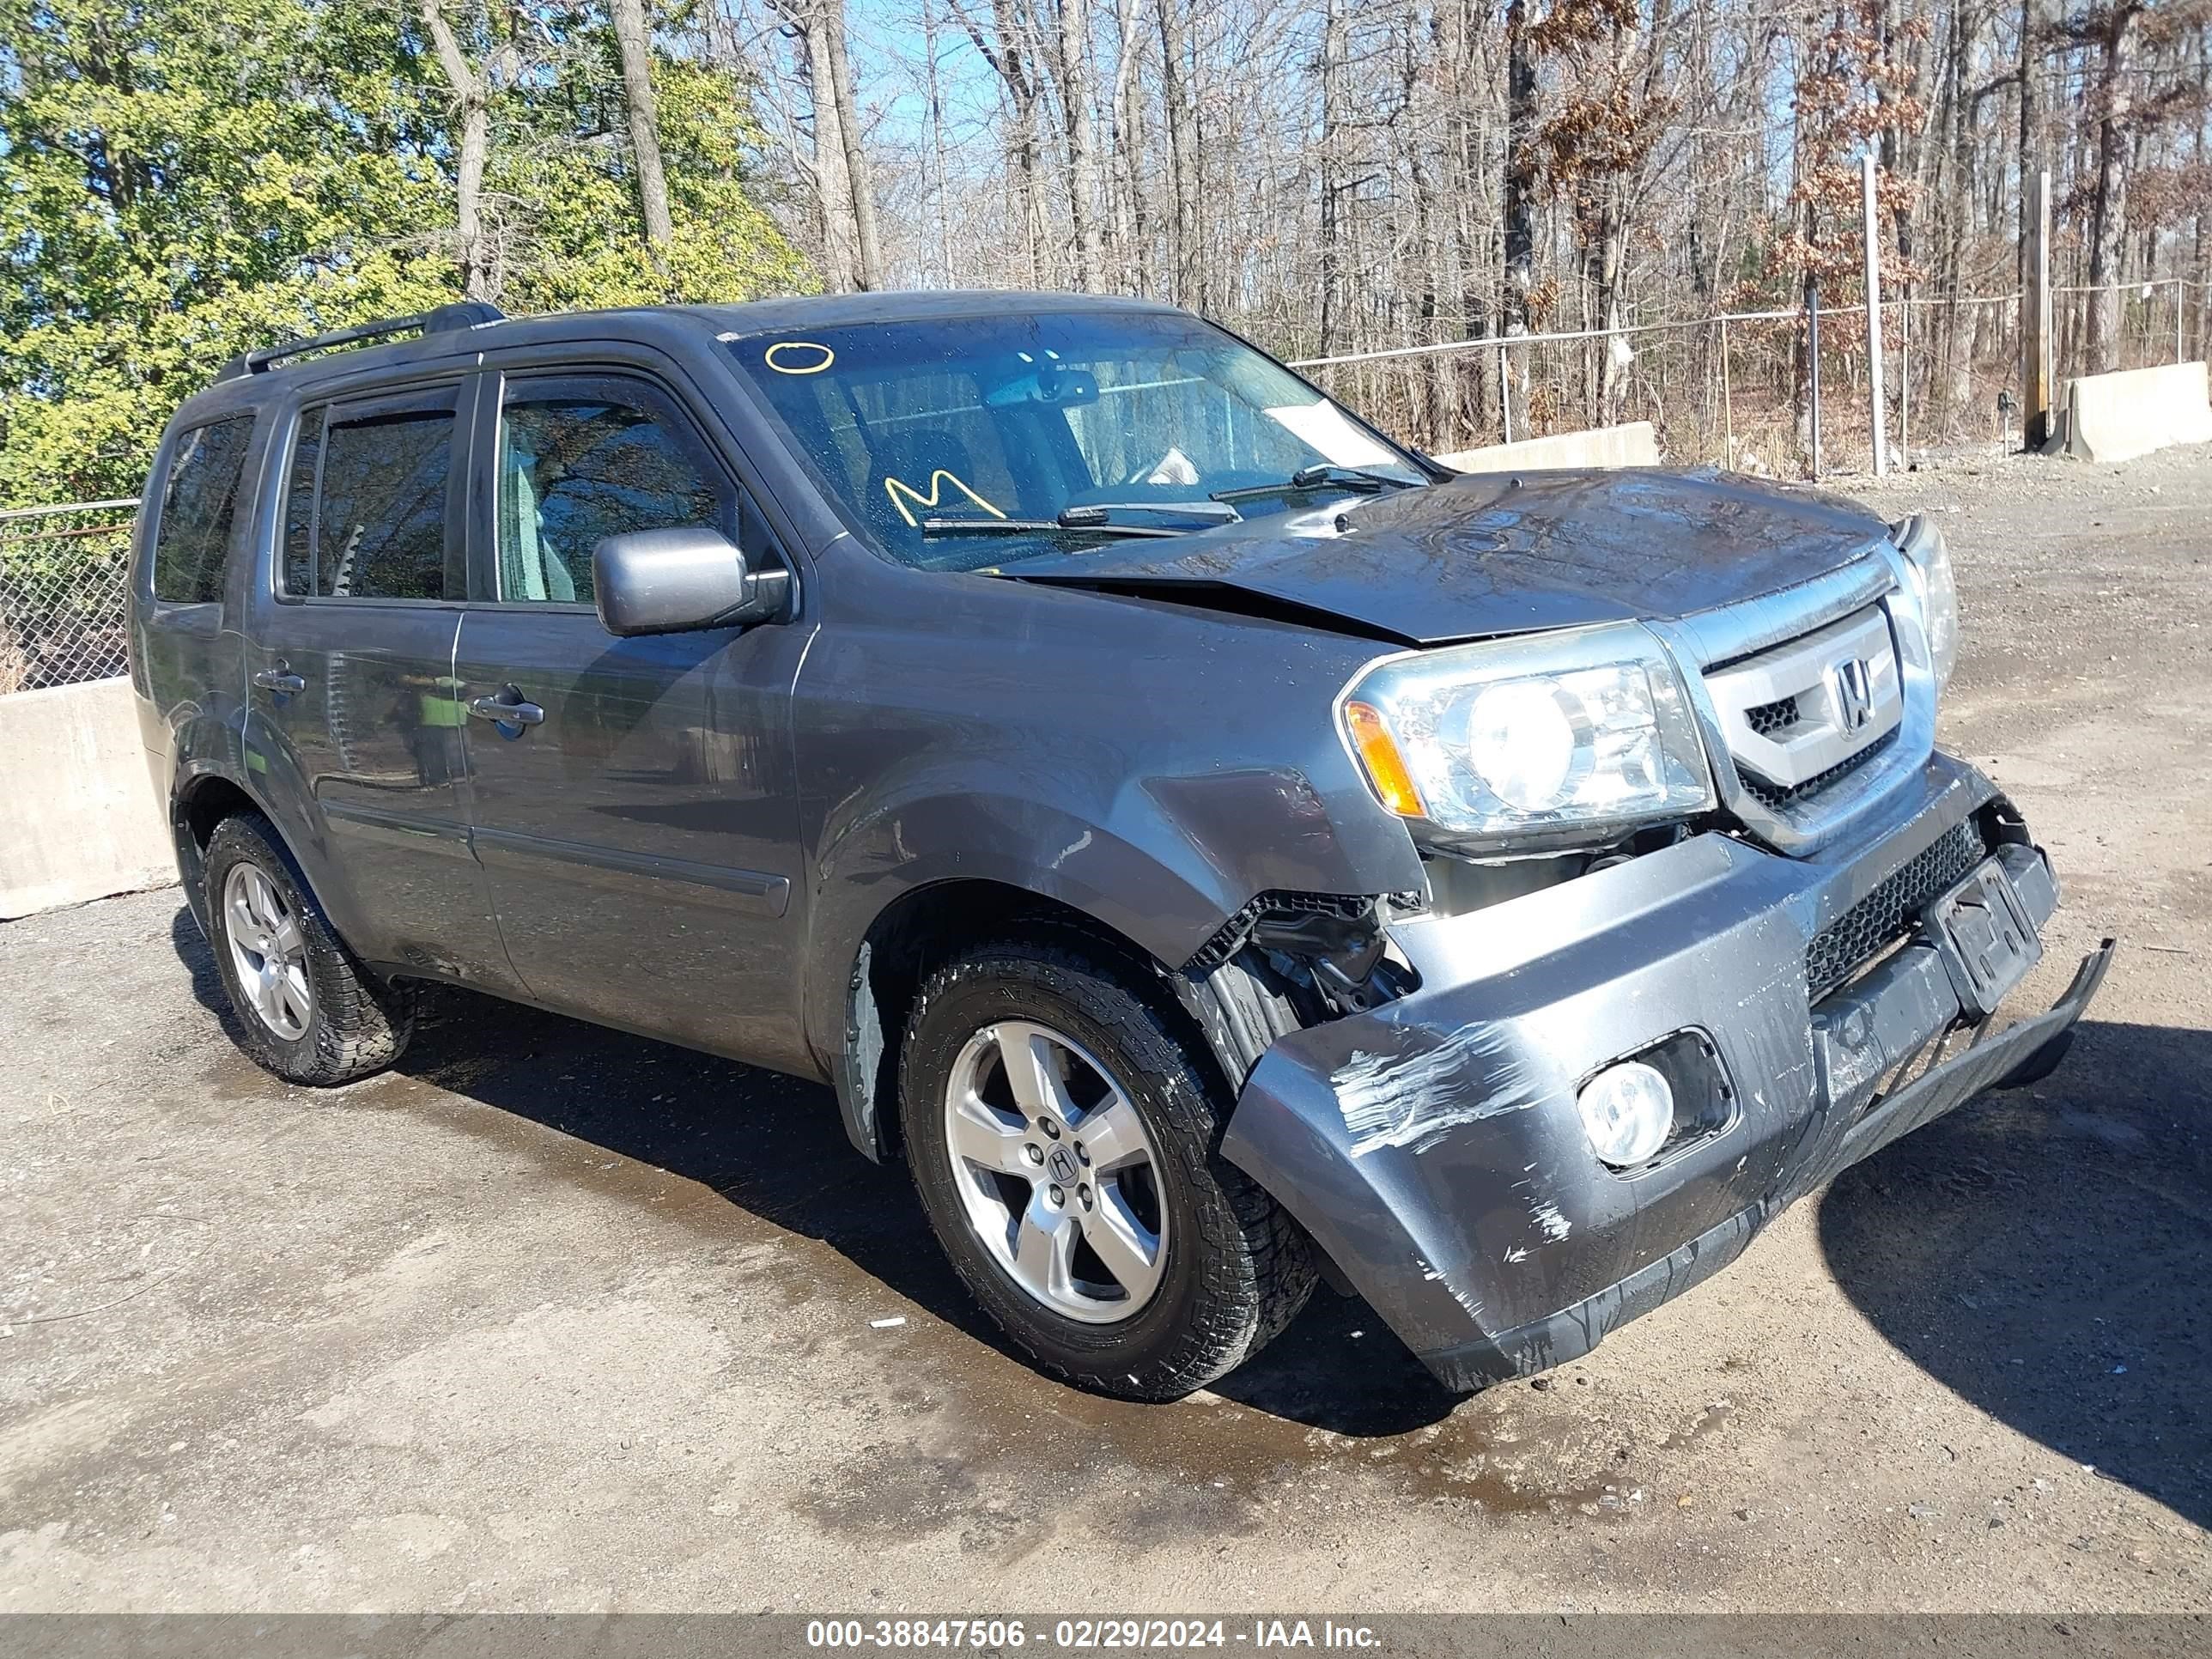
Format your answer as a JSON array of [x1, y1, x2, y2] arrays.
[[1899, 296, 1911, 465], [2021, 168, 2053, 449], [1805, 278, 1823, 482], [1498, 340, 1513, 446], [2179, 278, 2188, 365], [1719, 317, 1734, 465], [1861, 152, 1888, 477]]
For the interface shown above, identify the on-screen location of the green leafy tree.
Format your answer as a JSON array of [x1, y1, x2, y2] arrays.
[[0, 0, 806, 507]]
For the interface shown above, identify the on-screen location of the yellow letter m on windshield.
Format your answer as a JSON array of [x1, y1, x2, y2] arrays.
[[884, 470, 1005, 528]]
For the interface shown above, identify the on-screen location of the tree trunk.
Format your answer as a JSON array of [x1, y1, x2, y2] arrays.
[[1054, 0, 1103, 289], [609, 0, 674, 258], [1502, 0, 1537, 438], [798, 9, 861, 290], [920, 0, 955, 283], [2016, 0, 2051, 319], [2084, 9, 2138, 371], [1106, 0, 1147, 292], [819, 0, 884, 289], [1157, 0, 1199, 307], [1319, 0, 1347, 356], [418, 0, 492, 301]]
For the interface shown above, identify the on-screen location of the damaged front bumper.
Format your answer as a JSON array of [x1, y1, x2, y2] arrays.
[[1219, 753, 2114, 1391]]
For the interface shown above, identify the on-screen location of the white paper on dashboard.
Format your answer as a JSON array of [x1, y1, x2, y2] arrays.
[[1261, 401, 1397, 467]]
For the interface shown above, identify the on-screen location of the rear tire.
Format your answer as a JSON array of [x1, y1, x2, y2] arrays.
[[201, 812, 414, 1085], [900, 936, 1314, 1401]]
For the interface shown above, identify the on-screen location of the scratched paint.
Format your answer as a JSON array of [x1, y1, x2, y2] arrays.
[[1331, 1019, 1553, 1158]]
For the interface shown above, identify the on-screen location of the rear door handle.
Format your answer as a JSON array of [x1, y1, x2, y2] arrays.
[[469, 690, 545, 727], [252, 667, 306, 695]]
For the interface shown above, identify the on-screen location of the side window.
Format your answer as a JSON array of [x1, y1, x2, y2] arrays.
[[495, 377, 733, 605], [290, 400, 460, 600], [151, 415, 255, 604]]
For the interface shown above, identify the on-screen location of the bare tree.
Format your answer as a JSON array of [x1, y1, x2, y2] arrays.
[[418, 0, 494, 301], [611, 0, 676, 256], [2073, 0, 2149, 367], [714, 0, 2212, 460]]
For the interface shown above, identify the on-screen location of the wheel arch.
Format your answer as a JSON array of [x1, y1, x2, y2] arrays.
[[830, 877, 1228, 1164], [169, 769, 288, 934]]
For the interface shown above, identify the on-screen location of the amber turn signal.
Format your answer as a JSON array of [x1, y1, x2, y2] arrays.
[[1343, 700, 1427, 818]]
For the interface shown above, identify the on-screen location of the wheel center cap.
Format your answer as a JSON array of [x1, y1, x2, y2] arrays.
[[1046, 1145, 1080, 1185]]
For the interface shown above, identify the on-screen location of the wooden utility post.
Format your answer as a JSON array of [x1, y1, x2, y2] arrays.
[[1861, 154, 1889, 477], [2021, 168, 2054, 449]]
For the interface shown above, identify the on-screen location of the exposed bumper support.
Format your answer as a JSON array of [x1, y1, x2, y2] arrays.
[[1218, 754, 2112, 1391]]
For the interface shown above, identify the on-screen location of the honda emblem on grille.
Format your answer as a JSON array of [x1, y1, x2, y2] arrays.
[[1832, 656, 1875, 732]]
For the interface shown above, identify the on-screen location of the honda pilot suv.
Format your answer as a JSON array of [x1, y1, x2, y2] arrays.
[[128, 293, 2111, 1401]]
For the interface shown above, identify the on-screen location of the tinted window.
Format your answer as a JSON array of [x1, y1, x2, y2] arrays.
[[304, 405, 459, 600], [495, 378, 730, 604], [152, 415, 255, 603]]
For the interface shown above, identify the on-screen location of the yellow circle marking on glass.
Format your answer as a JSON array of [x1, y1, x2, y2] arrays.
[[765, 340, 836, 375]]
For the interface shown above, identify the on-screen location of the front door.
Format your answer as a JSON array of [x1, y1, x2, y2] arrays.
[[244, 381, 516, 992], [453, 367, 812, 1066]]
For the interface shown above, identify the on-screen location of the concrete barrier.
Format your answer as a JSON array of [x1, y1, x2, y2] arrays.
[[2048, 361, 2212, 465], [1436, 420, 1661, 474], [0, 677, 176, 919]]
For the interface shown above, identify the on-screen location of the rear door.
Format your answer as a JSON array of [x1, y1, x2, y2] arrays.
[[243, 380, 517, 991], [452, 360, 813, 1066]]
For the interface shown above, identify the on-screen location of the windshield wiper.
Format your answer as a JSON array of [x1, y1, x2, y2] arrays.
[[919, 514, 1184, 540], [1057, 500, 1243, 526], [1210, 463, 1421, 504], [921, 500, 1240, 541]]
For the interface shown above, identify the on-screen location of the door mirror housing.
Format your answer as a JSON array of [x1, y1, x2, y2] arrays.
[[592, 526, 791, 638]]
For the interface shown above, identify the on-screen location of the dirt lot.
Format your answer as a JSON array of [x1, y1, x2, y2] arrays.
[[3, 445, 2208, 1613]]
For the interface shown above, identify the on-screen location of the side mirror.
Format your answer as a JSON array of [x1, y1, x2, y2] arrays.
[[592, 526, 791, 638]]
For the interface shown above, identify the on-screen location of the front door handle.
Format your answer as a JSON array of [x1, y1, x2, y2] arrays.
[[469, 689, 545, 728], [252, 666, 306, 696]]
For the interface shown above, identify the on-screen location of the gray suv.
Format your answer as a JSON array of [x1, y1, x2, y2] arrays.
[[128, 293, 2111, 1401]]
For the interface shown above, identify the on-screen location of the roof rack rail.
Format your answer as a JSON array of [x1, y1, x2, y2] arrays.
[[213, 301, 505, 383]]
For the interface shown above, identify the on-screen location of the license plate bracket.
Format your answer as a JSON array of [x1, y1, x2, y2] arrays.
[[1929, 857, 2043, 1018]]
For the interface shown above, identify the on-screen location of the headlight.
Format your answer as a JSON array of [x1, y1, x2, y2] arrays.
[[1338, 622, 1715, 853], [1892, 514, 1959, 692]]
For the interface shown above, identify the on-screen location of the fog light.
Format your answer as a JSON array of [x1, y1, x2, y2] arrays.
[[1577, 1060, 1674, 1167]]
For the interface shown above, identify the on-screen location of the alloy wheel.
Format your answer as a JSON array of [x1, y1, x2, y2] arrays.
[[939, 1019, 1168, 1324], [222, 861, 313, 1041]]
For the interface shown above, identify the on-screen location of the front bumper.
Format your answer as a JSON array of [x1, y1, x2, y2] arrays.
[[1219, 753, 2113, 1391]]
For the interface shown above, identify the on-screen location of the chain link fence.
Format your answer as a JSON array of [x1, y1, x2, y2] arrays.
[[1297, 278, 2209, 476], [0, 501, 140, 695]]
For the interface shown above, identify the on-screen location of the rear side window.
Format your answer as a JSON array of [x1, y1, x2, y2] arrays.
[[285, 399, 460, 600], [151, 415, 255, 603]]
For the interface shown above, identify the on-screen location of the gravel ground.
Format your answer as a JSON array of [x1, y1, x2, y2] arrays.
[[2, 446, 2208, 1613]]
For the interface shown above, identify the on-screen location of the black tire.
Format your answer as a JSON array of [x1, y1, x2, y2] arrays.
[[201, 812, 414, 1085], [899, 936, 1315, 1401]]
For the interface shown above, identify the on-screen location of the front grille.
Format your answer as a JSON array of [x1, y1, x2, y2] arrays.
[[1740, 727, 1900, 811], [1698, 599, 1910, 838], [1745, 695, 1800, 737], [1806, 819, 1985, 999]]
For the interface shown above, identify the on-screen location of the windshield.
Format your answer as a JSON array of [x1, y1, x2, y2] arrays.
[[722, 308, 1425, 570]]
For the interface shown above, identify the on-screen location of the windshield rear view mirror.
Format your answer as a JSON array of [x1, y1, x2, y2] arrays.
[[985, 365, 1101, 410], [592, 526, 790, 637]]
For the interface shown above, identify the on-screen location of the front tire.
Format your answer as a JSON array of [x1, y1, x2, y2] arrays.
[[900, 937, 1314, 1401], [201, 812, 414, 1085]]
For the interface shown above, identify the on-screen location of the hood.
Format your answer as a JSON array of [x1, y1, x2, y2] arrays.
[[1000, 468, 1893, 646]]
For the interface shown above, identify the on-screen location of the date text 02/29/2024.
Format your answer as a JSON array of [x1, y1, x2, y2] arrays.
[[803, 1620, 1384, 1651]]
